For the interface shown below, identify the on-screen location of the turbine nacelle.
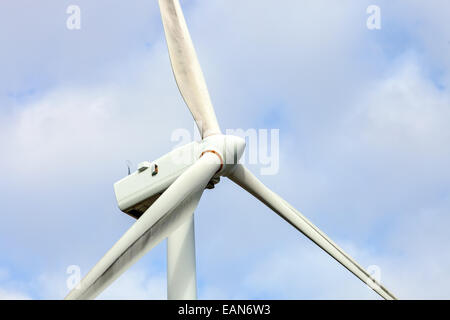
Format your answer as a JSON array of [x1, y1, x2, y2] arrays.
[[114, 134, 245, 219]]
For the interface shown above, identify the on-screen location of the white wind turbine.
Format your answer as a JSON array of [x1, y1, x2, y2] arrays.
[[65, 0, 397, 300]]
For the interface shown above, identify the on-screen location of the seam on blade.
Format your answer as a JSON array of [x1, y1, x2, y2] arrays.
[[200, 150, 223, 173]]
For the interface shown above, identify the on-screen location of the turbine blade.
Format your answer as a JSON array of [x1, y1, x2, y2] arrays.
[[65, 152, 221, 300], [158, 0, 221, 138], [228, 164, 397, 300]]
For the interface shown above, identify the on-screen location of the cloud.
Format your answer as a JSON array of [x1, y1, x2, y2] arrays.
[[98, 267, 166, 300], [0, 0, 162, 107], [192, 52, 450, 300], [0, 45, 194, 185], [31, 266, 166, 300], [0, 288, 30, 300], [384, 199, 450, 299], [0, 268, 31, 300], [383, 0, 450, 87], [241, 242, 381, 300], [354, 54, 450, 155]]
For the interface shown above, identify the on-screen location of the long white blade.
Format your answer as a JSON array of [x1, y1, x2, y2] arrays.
[[159, 0, 221, 138], [228, 164, 397, 300], [65, 153, 220, 300]]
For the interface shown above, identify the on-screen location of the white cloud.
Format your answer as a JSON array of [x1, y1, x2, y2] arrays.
[[0, 268, 31, 300], [192, 54, 450, 300], [98, 268, 166, 300], [32, 266, 166, 300], [241, 242, 381, 300], [354, 54, 450, 156], [0, 45, 194, 184], [383, 0, 450, 87], [0, 288, 30, 300]]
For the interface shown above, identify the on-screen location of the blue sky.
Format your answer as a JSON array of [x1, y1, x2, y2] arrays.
[[0, 0, 450, 299]]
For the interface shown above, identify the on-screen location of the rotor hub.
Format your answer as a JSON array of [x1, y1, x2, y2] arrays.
[[199, 134, 246, 178]]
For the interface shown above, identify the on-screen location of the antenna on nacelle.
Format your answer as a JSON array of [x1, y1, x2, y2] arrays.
[[125, 160, 133, 175]]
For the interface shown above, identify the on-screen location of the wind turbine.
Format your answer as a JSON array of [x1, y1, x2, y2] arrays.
[[65, 0, 397, 300]]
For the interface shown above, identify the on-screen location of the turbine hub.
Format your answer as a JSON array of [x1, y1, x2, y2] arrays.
[[200, 134, 246, 177]]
